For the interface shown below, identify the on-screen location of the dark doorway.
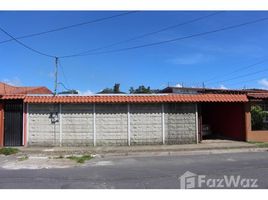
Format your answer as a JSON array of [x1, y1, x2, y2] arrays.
[[200, 103, 246, 141], [4, 101, 23, 146]]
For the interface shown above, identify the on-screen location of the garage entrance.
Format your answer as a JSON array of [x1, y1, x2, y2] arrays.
[[199, 103, 246, 141]]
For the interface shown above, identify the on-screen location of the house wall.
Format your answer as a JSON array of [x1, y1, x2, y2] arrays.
[[96, 104, 128, 146], [62, 104, 94, 146], [130, 104, 162, 145], [27, 103, 197, 146], [165, 103, 197, 144], [28, 104, 60, 146], [245, 102, 268, 142]]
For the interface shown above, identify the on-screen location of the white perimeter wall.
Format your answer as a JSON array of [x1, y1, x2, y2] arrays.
[[27, 103, 197, 146]]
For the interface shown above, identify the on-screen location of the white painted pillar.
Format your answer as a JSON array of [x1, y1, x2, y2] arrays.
[[127, 104, 131, 146], [59, 104, 62, 147], [93, 103, 96, 146], [162, 103, 165, 145], [26, 103, 29, 147], [195, 103, 199, 144]]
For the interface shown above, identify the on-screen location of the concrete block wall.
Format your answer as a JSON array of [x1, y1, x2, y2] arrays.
[[130, 104, 162, 145], [28, 104, 60, 146], [96, 104, 128, 146], [61, 104, 94, 146], [27, 102, 197, 146], [165, 103, 197, 144]]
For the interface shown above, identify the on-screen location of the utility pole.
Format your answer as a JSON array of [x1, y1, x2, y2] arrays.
[[54, 57, 59, 96]]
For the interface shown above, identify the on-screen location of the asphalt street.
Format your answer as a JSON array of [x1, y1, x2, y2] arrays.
[[1, 151, 268, 189]]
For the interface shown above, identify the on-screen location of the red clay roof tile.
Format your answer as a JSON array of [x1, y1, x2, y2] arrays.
[[23, 94, 248, 104], [247, 93, 268, 99]]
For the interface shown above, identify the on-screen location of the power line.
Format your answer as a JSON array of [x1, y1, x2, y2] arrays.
[[58, 59, 71, 90], [208, 67, 268, 85], [58, 11, 224, 57], [0, 26, 56, 58], [0, 11, 138, 45], [204, 58, 268, 83], [59, 16, 268, 58], [226, 76, 268, 87]]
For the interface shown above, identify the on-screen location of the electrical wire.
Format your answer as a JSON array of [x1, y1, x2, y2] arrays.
[[226, 76, 268, 87], [58, 59, 71, 90], [58, 11, 224, 57], [59, 16, 268, 58], [0, 11, 138, 45], [204, 58, 268, 83], [0, 26, 56, 58], [208, 67, 268, 85]]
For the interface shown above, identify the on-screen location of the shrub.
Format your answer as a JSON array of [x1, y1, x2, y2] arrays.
[[0, 148, 19, 155]]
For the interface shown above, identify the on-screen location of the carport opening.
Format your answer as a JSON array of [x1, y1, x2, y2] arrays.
[[199, 103, 245, 141]]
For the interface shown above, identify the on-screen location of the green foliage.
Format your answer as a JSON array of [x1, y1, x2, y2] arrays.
[[251, 105, 267, 130], [129, 85, 153, 94], [98, 83, 125, 94], [67, 155, 93, 163], [0, 148, 19, 156], [18, 155, 29, 161], [248, 141, 268, 148]]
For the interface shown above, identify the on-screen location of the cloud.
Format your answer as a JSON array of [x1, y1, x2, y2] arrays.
[[2, 77, 21, 86], [219, 84, 227, 89], [168, 53, 213, 65], [77, 90, 94, 95], [174, 83, 183, 88], [258, 78, 268, 88]]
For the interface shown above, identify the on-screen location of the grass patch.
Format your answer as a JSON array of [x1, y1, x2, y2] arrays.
[[0, 148, 19, 156], [67, 155, 93, 163], [54, 155, 64, 159], [18, 155, 28, 161], [248, 141, 268, 148]]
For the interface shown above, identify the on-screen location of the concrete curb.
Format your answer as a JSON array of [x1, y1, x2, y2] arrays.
[[16, 145, 267, 158]]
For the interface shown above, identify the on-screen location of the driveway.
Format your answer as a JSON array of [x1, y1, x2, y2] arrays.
[[0, 151, 268, 189]]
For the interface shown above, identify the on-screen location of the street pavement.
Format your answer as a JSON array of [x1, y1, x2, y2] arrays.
[[0, 151, 268, 189]]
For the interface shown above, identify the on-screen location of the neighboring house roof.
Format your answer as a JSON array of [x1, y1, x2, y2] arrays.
[[24, 94, 248, 104], [161, 86, 268, 95], [247, 93, 268, 99], [0, 82, 52, 95]]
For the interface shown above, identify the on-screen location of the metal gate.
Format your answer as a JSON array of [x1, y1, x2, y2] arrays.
[[4, 102, 23, 146]]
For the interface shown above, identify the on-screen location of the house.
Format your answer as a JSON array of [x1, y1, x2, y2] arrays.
[[1, 83, 268, 147], [162, 86, 268, 142], [0, 82, 52, 146]]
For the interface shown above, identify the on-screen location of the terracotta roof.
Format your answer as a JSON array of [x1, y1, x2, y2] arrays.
[[0, 94, 26, 100], [24, 94, 248, 104], [0, 82, 52, 95], [247, 93, 268, 99]]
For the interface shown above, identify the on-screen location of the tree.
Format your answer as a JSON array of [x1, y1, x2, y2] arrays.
[[129, 85, 153, 94], [98, 83, 125, 94], [251, 105, 267, 130]]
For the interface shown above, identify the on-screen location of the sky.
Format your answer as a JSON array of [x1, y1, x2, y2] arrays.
[[1, 11, 268, 94]]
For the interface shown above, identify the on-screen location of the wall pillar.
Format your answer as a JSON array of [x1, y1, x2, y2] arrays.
[[59, 104, 62, 147], [127, 104, 131, 146], [244, 102, 251, 142], [195, 103, 199, 144], [161, 103, 165, 145], [93, 103, 96, 146]]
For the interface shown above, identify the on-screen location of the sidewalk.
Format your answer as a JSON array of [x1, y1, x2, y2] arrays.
[[16, 140, 264, 157]]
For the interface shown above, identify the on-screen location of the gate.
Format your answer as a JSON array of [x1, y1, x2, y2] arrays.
[[4, 102, 23, 146]]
